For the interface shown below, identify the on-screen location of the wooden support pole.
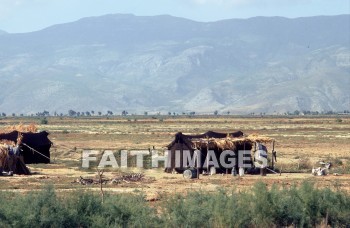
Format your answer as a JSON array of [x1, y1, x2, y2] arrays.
[[206, 139, 209, 172], [271, 141, 275, 168], [96, 168, 105, 203], [197, 149, 200, 179]]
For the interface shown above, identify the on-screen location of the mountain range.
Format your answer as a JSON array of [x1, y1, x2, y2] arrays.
[[0, 14, 349, 114]]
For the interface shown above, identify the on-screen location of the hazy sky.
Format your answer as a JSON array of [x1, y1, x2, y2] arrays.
[[0, 0, 349, 33]]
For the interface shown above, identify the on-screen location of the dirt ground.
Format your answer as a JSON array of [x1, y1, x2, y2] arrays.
[[0, 116, 349, 198]]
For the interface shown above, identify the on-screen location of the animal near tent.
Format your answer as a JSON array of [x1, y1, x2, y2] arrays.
[[0, 130, 52, 175], [165, 131, 276, 175]]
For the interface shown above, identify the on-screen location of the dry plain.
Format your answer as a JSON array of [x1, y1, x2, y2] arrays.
[[0, 115, 349, 199]]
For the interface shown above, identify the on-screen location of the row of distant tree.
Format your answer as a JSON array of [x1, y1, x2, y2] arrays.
[[0, 109, 349, 117], [286, 110, 350, 115], [67, 110, 114, 117]]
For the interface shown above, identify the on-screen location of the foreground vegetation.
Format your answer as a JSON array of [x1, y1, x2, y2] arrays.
[[0, 182, 349, 228]]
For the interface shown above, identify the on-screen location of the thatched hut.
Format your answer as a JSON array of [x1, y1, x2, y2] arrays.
[[0, 130, 52, 175], [165, 131, 276, 174], [0, 131, 52, 164]]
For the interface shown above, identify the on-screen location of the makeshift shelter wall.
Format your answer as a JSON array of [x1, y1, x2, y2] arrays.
[[21, 132, 51, 164], [165, 142, 193, 173], [3, 155, 31, 175], [235, 142, 253, 169], [165, 131, 251, 173], [199, 141, 253, 173], [0, 131, 52, 164]]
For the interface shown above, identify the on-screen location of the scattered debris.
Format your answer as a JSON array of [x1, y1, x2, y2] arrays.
[[73, 176, 108, 185], [146, 197, 160, 202], [312, 162, 332, 176], [110, 173, 144, 184], [73, 173, 150, 185], [37, 175, 50, 179]]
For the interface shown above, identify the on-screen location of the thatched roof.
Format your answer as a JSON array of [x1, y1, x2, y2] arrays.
[[167, 131, 244, 149], [0, 124, 37, 134], [168, 131, 275, 150], [0, 124, 38, 146]]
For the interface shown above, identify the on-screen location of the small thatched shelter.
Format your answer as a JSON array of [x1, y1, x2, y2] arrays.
[[0, 131, 52, 164], [0, 128, 52, 175], [165, 131, 276, 174], [0, 145, 31, 175]]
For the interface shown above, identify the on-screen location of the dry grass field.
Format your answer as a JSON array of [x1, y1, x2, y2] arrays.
[[0, 115, 349, 199]]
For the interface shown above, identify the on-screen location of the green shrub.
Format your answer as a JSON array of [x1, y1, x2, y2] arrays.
[[335, 118, 343, 123], [0, 183, 349, 227], [344, 161, 350, 174], [162, 182, 350, 227], [40, 118, 48, 125], [0, 186, 158, 228]]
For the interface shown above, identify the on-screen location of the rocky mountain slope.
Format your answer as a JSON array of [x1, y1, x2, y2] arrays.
[[0, 14, 349, 114]]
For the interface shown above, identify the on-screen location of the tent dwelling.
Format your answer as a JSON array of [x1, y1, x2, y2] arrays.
[[0, 130, 52, 175], [165, 131, 276, 175]]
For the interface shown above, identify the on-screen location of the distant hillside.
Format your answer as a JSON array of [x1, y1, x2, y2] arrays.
[[0, 14, 349, 114]]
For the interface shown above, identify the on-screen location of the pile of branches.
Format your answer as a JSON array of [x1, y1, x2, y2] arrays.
[[74, 176, 109, 185], [110, 173, 144, 184], [73, 173, 146, 185]]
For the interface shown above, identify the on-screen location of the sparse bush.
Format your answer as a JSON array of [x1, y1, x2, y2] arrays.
[[0, 186, 158, 227], [343, 161, 350, 174], [335, 118, 343, 123], [325, 156, 343, 166], [320, 156, 347, 174], [0, 183, 349, 227], [40, 118, 48, 125], [162, 182, 350, 227]]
